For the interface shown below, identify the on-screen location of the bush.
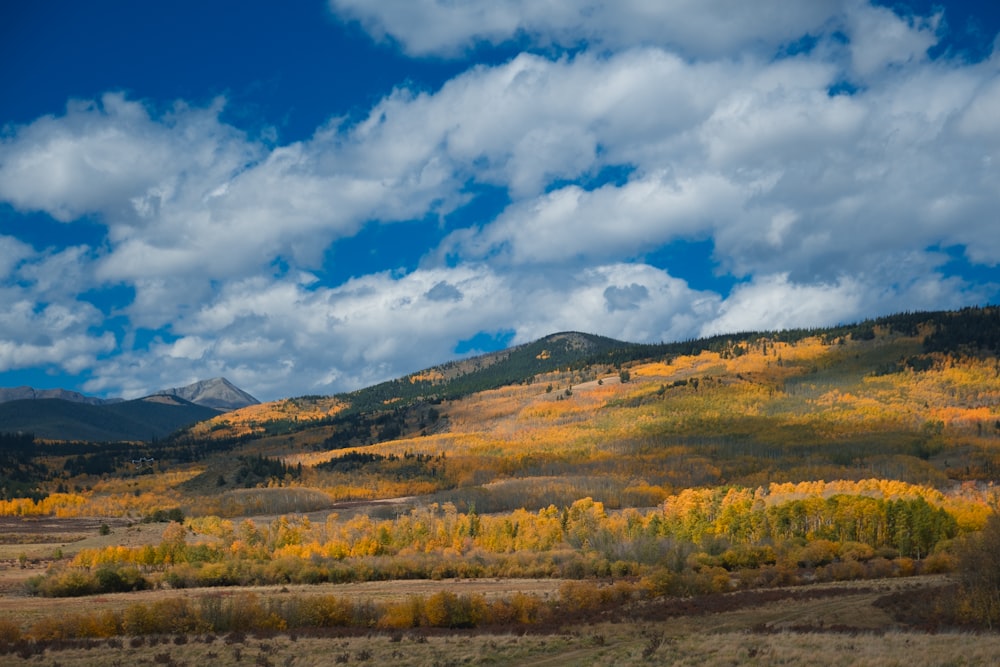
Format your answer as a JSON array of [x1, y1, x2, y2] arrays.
[[0, 618, 22, 644], [954, 513, 1000, 628], [33, 567, 97, 597]]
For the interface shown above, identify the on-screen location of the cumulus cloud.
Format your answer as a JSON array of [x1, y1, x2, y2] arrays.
[[701, 258, 991, 338], [444, 172, 744, 265], [604, 283, 649, 312], [0, 235, 33, 278], [329, 0, 841, 58], [2, 0, 998, 400], [701, 274, 865, 336], [845, 2, 939, 79], [0, 289, 116, 373], [0, 243, 117, 375], [0, 94, 253, 223]]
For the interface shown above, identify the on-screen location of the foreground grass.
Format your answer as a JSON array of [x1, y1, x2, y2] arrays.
[[1, 626, 996, 666], [1, 575, 993, 666]]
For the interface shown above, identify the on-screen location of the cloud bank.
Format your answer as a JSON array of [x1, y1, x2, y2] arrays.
[[0, 1, 997, 400]]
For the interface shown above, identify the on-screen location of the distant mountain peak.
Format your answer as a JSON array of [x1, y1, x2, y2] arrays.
[[153, 377, 259, 412], [0, 386, 120, 406], [538, 331, 609, 350]]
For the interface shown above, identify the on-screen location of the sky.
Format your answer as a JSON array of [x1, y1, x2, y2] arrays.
[[1, 0, 999, 402]]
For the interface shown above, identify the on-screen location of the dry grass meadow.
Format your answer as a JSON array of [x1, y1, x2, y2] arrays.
[[3, 628, 998, 667], [2, 520, 995, 667]]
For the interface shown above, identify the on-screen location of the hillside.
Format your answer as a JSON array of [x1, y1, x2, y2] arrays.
[[0, 395, 220, 442], [179, 308, 1000, 463], [6, 308, 998, 493], [0, 377, 258, 442], [78, 306, 985, 514]]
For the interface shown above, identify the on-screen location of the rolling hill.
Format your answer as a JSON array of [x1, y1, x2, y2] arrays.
[[0, 395, 221, 442]]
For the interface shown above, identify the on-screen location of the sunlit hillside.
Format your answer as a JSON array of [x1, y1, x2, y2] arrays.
[[251, 319, 995, 515], [187, 395, 346, 441]]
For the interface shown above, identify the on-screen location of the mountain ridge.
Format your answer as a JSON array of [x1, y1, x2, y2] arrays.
[[0, 377, 258, 411], [0, 377, 259, 442], [0, 396, 221, 442], [0, 386, 123, 406], [4, 307, 999, 444]]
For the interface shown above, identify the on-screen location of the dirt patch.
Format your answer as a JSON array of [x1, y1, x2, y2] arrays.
[[0, 516, 125, 538]]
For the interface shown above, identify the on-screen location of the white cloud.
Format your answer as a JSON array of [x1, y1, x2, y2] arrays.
[[445, 172, 743, 265], [2, 0, 998, 400], [0, 235, 33, 278], [0, 94, 252, 223], [957, 73, 1000, 137], [701, 274, 865, 336], [702, 259, 991, 338], [844, 1, 939, 79], [329, 0, 841, 58], [0, 290, 116, 373], [79, 262, 718, 400]]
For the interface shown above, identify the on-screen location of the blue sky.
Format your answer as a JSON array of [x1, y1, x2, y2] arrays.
[[1, 0, 999, 401]]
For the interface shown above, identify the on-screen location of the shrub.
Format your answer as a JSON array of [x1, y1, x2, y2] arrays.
[[558, 580, 602, 612], [0, 618, 22, 644], [954, 513, 1000, 628]]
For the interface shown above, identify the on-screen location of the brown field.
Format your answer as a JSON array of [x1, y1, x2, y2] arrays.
[[0, 577, 563, 630], [0, 575, 996, 666], [4, 629, 998, 667]]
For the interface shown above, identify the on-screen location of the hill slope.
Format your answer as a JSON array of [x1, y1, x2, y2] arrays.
[[163, 307, 1000, 511], [0, 395, 221, 442], [190, 309, 999, 448]]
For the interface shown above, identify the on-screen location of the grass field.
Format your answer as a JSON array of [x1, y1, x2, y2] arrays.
[[0, 575, 994, 666]]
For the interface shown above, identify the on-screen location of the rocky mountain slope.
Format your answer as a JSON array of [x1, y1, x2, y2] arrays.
[[153, 377, 260, 411]]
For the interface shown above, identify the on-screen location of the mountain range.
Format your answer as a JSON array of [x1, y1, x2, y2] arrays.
[[0, 377, 259, 442], [3, 307, 999, 445], [0, 387, 123, 406]]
